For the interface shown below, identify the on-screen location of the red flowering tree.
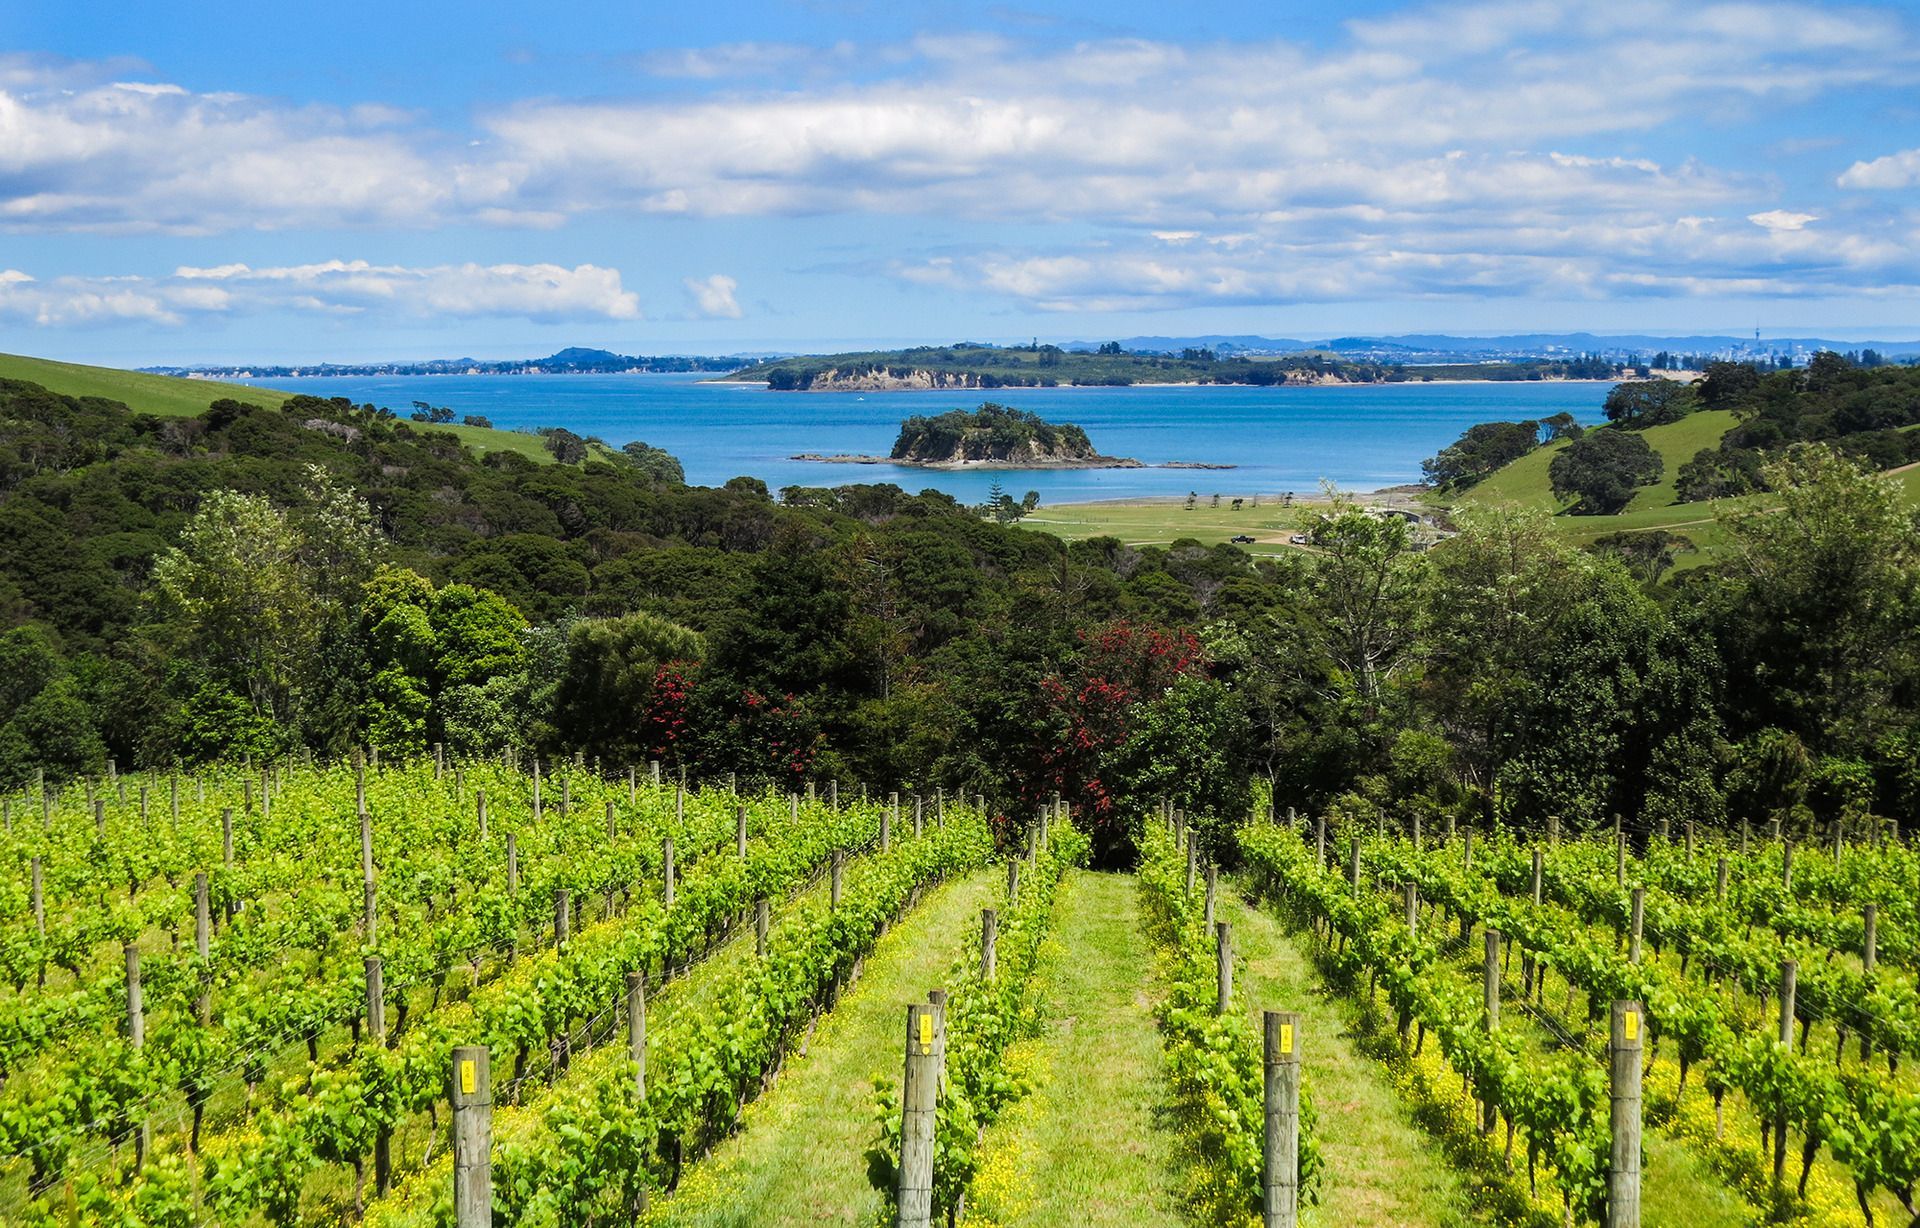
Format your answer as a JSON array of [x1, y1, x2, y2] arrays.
[[640, 660, 695, 766], [1027, 620, 1207, 861]]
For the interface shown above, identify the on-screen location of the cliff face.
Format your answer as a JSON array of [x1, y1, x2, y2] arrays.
[[798, 367, 997, 391]]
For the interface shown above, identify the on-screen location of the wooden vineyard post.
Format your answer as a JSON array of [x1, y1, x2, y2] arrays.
[[1349, 835, 1362, 897], [195, 873, 211, 1023], [1864, 906, 1879, 1062], [831, 850, 844, 908], [1715, 856, 1728, 902], [896, 1002, 944, 1228], [628, 970, 647, 1097], [605, 800, 616, 840], [1616, 826, 1626, 887], [1205, 864, 1218, 929], [755, 897, 770, 958], [1783, 841, 1794, 892], [1405, 883, 1418, 936], [1216, 922, 1233, 1016], [1263, 1011, 1301, 1228], [1775, 959, 1797, 1183], [30, 856, 43, 935], [506, 833, 519, 895], [982, 909, 998, 981], [1608, 1001, 1643, 1228], [1548, 814, 1560, 846], [882, 800, 892, 853], [663, 836, 675, 906], [913, 795, 923, 838], [1007, 858, 1020, 902], [367, 954, 392, 1193], [1483, 929, 1500, 1133], [451, 1046, 491, 1228], [1185, 833, 1197, 895], [650, 760, 661, 786], [737, 803, 748, 857], [1628, 887, 1645, 964], [555, 889, 571, 951], [126, 943, 148, 1167]]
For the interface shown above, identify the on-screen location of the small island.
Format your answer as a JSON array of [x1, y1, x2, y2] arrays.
[[790, 402, 1233, 470]]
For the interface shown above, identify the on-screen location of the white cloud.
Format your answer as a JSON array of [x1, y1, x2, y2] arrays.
[[683, 273, 742, 319], [0, 0, 1914, 313], [1839, 147, 1920, 189], [0, 261, 642, 327]]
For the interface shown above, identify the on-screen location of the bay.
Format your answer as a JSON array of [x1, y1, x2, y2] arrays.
[[240, 372, 1610, 503]]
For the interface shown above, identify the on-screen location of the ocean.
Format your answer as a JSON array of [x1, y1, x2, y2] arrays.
[[240, 372, 1610, 504]]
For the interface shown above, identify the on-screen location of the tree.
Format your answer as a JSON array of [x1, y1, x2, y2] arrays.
[[1602, 380, 1694, 429], [1421, 506, 1586, 805], [151, 491, 323, 728], [540, 427, 588, 464], [1696, 360, 1762, 409], [621, 440, 686, 485], [1421, 420, 1540, 488], [1548, 429, 1662, 513], [1304, 495, 1423, 705], [1710, 444, 1920, 753]]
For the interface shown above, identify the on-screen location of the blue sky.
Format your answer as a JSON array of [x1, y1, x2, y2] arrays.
[[3, 0, 1919, 364]]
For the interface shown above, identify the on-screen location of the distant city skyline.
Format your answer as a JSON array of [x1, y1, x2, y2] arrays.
[[3, 0, 1919, 364]]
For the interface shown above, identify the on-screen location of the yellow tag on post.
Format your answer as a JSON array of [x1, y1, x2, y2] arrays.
[[919, 1012, 933, 1051], [460, 1059, 476, 1094], [1280, 1023, 1294, 1055], [1625, 1010, 1639, 1041]]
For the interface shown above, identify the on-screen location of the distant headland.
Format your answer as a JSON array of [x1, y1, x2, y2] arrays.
[[790, 403, 1234, 470]]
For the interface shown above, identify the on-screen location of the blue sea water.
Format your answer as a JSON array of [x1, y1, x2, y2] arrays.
[[240, 372, 1610, 504]]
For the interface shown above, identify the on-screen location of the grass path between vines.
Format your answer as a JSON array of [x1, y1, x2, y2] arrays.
[[639, 867, 1001, 1227], [1219, 887, 1482, 1228], [963, 870, 1184, 1228]]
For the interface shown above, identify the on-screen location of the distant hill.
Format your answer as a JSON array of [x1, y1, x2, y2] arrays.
[[146, 347, 758, 379], [0, 352, 555, 462], [731, 343, 1640, 389], [1062, 331, 1920, 364]]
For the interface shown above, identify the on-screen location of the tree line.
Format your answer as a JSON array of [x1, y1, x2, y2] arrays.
[[3, 375, 1919, 864]]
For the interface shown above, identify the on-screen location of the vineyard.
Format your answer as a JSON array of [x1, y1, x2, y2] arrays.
[[2, 760, 1918, 1228]]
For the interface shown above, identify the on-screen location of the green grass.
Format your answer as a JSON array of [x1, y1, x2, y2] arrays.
[[964, 870, 1184, 1228], [640, 868, 1002, 1228], [1219, 887, 1481, 1228], [1021, 498, 1314, 558], [0, 351, 557, 464]]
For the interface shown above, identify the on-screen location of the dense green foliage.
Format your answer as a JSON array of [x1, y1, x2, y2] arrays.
[[13, 357, 1920, 874], [1139, 817, 1321, 1223], [889, 402, 1096, 462], [1675, 356, 1920, 502]]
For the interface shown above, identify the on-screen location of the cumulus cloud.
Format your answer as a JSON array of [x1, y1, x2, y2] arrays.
[[1839, 147, 1920, 189], [0, 261, 641, 327], [0, 0, 1914, 311], [683, 273, 742, 319]]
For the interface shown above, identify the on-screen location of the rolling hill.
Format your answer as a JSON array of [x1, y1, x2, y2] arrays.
[[0, 352, 556, 463]]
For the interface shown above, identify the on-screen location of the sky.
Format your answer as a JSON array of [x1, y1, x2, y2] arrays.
[[2, 0, 1919, 364]]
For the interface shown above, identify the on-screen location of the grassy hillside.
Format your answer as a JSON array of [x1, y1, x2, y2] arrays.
[[1437, 410, 1743, 564], [0, 352, 555, 463]]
